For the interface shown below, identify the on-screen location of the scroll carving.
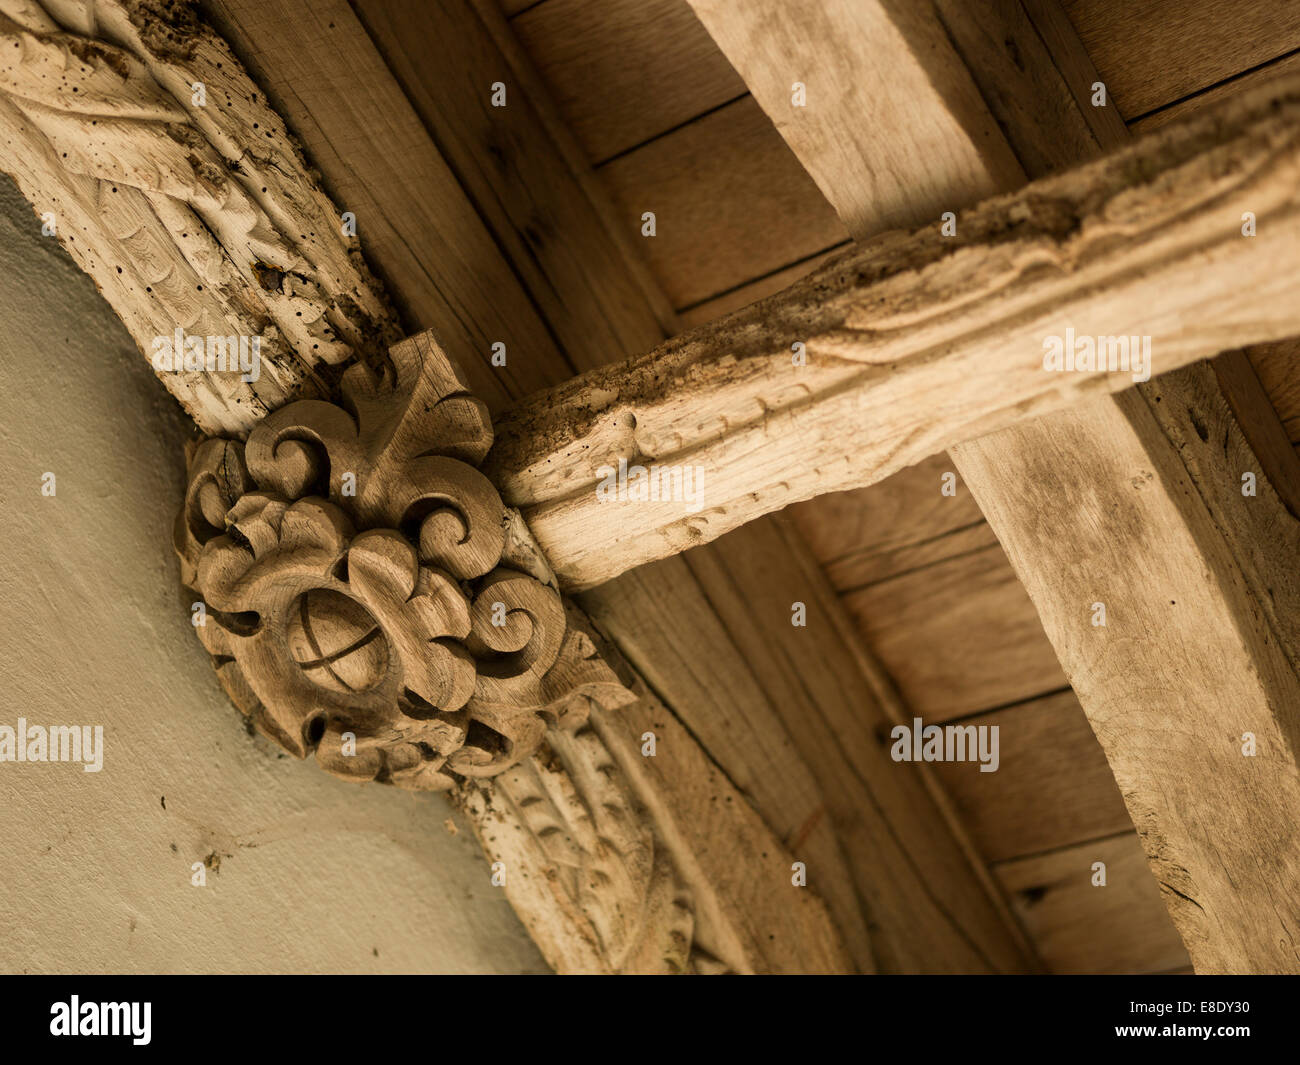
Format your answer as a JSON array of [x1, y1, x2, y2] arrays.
[[174, 335, 635, 790], [171, 333, 707, 972]]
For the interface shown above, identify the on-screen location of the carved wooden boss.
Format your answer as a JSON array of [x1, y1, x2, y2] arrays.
[[173, 338, 634, 791]]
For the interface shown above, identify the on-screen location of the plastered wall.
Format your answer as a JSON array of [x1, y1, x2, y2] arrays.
[[0, 176, 547, 974]]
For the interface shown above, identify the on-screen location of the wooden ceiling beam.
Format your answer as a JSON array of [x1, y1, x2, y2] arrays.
[[490, 72, 1300, 587], [955, 356, 1300, 974], [684, 0, 1300, 972], [0, 0, 1039, 972]]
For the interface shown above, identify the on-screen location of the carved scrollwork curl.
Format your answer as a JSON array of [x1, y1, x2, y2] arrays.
[[174, 336, 634, 789]]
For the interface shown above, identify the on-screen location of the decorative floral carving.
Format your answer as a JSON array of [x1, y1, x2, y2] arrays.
[[174, 336, 633, 789]]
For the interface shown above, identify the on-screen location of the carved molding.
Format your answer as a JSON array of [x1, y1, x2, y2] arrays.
[[172, 332, 715, 973], [457, 727, 701, 974], [174, 334, 635, 790], [0, 0, 401, 433], [486, 71, 1300, 590]]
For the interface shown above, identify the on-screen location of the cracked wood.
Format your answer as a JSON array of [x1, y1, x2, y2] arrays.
[[682, 0, 1300, 972], [0, 0, 401, 434], [487, 70, 1300, 589]]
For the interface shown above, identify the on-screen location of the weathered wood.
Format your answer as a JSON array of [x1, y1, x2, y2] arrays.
[[200, 0, 570, 413], [458, 723, 697, 973], [996, 832, 1192, 974], [459, 658, 854, 974], [0, 0, 862, 973], [17, 0, 1293, 974], [679, 0, 1076, 754], [946, 8, 1300, 974], [1061, 0, 1300, 120], [580, 517, 1038, 972], [931, 690, 1135, 864], [200, 0, 863, 973], [174, 333, 637, 788], [202, 0, 1048, 973], [475, 0, 1032, 972], [685, 0, 1300, 973], [938, 0, 1127, 171], [350, 0, 678, 371], [489, 72, 1300, 588], [0, 0, 402, 434], [956, 366, 1300, 974], [686, 0, 1021, 237]]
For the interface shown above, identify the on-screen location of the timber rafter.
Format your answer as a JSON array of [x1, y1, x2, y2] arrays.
[[5, 0, 1300, 976]]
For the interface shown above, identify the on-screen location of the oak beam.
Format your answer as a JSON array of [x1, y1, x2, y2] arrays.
[[488, 72, 1300, 588], [947, 12, 1300, 973], [955, 360, 1300, 973], [684, 0, 1021, 234], [685, 0, 1300, 971], [197, 0, 858, 974]]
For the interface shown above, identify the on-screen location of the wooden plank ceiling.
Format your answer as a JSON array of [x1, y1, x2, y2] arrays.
[[495, 0, 1300, 973], [199, 0, 1299, 972]]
